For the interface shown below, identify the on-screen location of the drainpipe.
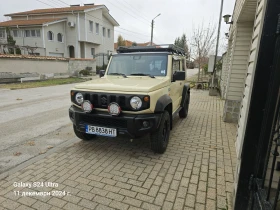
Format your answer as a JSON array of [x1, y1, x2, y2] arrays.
[[77, 12, 80, 58], [42, 26, 46, 55]]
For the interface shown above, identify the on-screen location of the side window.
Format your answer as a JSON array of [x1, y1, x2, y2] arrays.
[[182, 58, 186, 71], [172, 59, 180, 74]]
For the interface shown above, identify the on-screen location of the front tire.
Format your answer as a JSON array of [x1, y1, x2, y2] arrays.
[[73, 125, 96, 141], [179, 95, 190, 118], [150, 111, 170, 154]]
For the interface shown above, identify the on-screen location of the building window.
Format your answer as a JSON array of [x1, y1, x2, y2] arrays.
[[25, 30, 31, 37], [31, 30, 36, 37], [103, 27, 106, 37], [0, 30, 5, 38], [96, 23, 99, 34], [24, 29, 40, 37], [13, 30, 21, 37], [91, 48, 95, 57], [89, 21, 93, 32], [57, 33, 63, 42], [36, 30, 40, 37], [47, 31, 54, 40], [107, 29, 110, 38]]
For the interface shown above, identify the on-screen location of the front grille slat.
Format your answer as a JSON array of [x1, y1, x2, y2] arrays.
[[80, 115, 127, 128]]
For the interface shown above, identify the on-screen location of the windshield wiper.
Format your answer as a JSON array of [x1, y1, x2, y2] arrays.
[[129, 73, 155, 78], [108, 73, 127, 78]]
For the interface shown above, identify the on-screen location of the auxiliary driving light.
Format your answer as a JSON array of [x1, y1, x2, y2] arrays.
[[82, 100, 93, 113], [108, 102, 121, 116]]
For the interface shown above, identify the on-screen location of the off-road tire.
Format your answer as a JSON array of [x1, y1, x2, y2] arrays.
[[150, 111, 170, 154], [179, 95, 190, 118], [73, 125, 96, 141]]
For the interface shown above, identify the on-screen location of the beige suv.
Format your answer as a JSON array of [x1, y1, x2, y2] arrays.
[[69, 45, 190, 153]]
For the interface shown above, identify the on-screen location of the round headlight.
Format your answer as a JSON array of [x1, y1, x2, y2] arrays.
[[75, 92, 84, 104], [130, 96, 142, 110]]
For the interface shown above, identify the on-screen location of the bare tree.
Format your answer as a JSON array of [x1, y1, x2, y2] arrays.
[[191, 23, 216, 81]]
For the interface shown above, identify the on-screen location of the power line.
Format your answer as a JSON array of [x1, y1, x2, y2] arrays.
[[114, 30, 148, 42], [54, 0, 68, 6], [35, 0, 150, 42], [35, 0, 55, 7], [50, 0, 151, 38], [118, 27, 150, 37], [114, 0, 150, 23], [48, 0, 65, 7], [122, 0, 151, 22], [106, 0, 150, 25]]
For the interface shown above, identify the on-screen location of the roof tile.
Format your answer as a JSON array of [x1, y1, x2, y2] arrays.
[[0, 18, 65, 27], [5, 5, 101, 16]]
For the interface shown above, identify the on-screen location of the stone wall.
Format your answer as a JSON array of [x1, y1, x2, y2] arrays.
[[223, 99, 241, 123], [0, 55, 96, 79], [68, 59, 96, 76]]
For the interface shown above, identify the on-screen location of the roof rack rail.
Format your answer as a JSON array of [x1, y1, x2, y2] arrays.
[[117, 44, 186, 56]]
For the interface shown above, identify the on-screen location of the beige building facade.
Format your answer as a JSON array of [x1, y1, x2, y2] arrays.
[[0, 4, 119, 62]]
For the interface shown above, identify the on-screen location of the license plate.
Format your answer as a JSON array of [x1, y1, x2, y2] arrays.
[[86, 125, 117, 137]]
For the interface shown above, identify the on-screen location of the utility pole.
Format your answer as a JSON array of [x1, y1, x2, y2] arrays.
[[150, 20, 154, 46], [209, 0, 224, 96], [102, 53, 105, 70], [150, 14, 161, 46]]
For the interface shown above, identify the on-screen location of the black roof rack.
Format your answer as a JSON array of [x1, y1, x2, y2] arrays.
[[117, 44, 185, 56]]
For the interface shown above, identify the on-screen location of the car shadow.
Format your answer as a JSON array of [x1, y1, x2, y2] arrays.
[[69, 114, 185, 159]]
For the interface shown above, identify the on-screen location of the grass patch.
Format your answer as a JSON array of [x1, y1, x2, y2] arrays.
[[0, 77, 88, 90]]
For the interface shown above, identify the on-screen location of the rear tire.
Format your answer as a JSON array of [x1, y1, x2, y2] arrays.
[[150, 111, 170, 154], [73, 125, 96, 141], [179, 95, 190, 118]]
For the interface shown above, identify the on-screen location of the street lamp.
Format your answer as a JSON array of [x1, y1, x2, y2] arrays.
[[150, 13, 161, 46], [223, 14, 233, 24]]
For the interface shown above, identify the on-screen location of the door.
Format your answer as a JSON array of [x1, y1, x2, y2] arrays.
[[69, 46, 75, 58], [170, 57, 184, 113]]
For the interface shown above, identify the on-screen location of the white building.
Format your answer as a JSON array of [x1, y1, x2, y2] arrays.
[[0, 4, 119, 62]]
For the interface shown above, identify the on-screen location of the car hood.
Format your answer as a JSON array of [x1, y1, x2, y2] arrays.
[[74, 76, 169, 92]]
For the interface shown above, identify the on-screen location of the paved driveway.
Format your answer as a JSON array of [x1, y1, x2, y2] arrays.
[[0, 90, 237, 210]]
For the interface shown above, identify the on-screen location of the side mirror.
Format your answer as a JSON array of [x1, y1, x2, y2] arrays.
[[99, 70, 105, 78], [173, 71, 185, 81]]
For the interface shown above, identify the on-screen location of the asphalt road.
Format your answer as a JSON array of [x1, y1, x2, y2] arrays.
[[0, 70, 199, 174], [0, 84, 75, 173]]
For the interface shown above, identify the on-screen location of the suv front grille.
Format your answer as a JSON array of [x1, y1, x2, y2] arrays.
[[71, 92, 150, 111], [80, 115, 127, 128]]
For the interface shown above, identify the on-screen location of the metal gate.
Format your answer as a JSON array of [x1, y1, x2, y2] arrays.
[[248, 14, 280, 210]]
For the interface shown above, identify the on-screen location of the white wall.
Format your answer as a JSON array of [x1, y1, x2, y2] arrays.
[[233, 0, 268, 205], [226, 23, 254, 101], [44, 22, 67, 57]]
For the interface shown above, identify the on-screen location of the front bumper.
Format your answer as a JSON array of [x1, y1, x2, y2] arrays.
[[69, 106, 162, 138]]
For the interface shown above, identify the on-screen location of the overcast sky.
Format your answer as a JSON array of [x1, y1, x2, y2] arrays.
[[0, 0, 235, 54]]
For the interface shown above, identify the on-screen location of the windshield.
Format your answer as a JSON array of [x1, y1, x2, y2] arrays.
[[107, 54, 168, 77]]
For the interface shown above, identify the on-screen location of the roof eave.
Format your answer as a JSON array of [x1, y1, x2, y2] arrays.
[[42, 18, 67, 26], [5, 10, 83, 17], [0, 24, 43, 27]]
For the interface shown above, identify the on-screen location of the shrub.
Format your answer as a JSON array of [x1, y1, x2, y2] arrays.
[[79, 69, 91, 76]]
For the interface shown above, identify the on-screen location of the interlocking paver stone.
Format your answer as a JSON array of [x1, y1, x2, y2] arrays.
[[0, 90, 237, 210]]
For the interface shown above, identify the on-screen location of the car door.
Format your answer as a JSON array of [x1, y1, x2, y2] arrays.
[[170, 56, 184, 113]]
